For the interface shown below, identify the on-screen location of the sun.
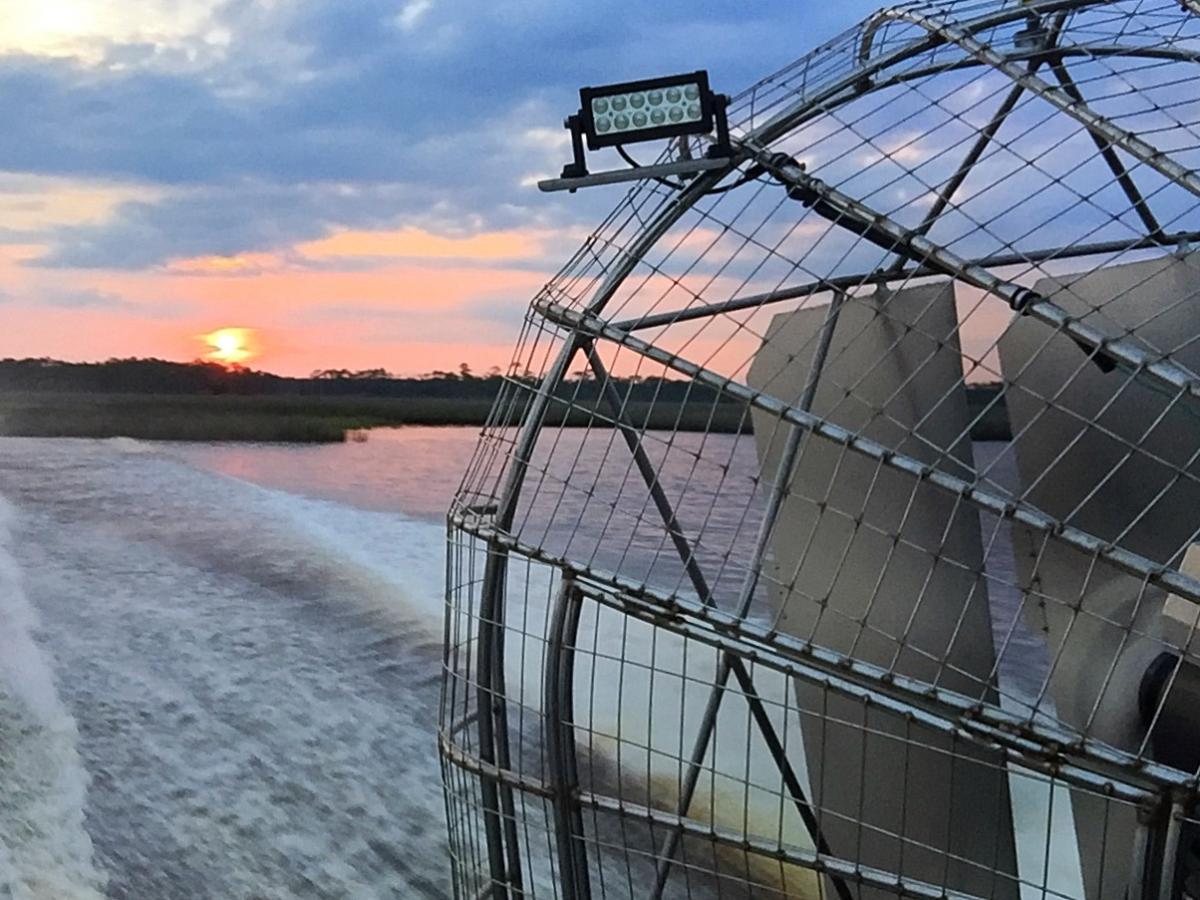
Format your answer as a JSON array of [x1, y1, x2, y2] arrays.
[[201, 327, 259, 365]]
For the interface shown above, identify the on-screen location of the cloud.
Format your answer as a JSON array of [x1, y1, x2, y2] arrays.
[[394, 0, 434, 33], [30, 181, 416, 269], [10, 285, 195, 318], [0, 0, 887, 270], [166, 252, 282, 276], [40, 287, 133, 309], [0, 0, 218, 60], [28, 177, 574, 270], [295, 226, 545, 262]]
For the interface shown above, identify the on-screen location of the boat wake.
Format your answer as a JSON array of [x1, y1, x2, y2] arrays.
[[0, 438, 453, 898], [0, 496, 106, 900]]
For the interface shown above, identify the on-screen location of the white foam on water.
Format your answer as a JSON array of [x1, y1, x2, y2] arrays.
[[134, 449, 448, 635], [0, 442, 459, 897], [0, 497, 106, 900], [248, 484, 447, 631], [103, 437, 155, 455]]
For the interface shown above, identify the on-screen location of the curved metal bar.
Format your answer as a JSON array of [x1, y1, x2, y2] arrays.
[[475, 546, 523, 899], [747, 0, 1085, 148], [1130, 817, 1153, 900], [858, 2, 923, 65], [1157, 799, 1186, 900], [855, 44, 1200, 111], [473, 334, 589, 899], [757, 43, 1200, 153], [543, 577, 591, 899], [857, 0, 1086, 67], [860, 6, 1200, 200]]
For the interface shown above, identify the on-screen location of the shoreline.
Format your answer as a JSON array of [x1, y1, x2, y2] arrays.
[[0, 387, 1011, 443]]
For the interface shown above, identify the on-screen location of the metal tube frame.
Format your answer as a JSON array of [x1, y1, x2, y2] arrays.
[[855, 7, 1200, 200], [474, 335, 587, 899], [446, 555, 1166, 900], [447, 2, 1200, 895], [737, 146, 1200, 402], [467, 134, 722, 896], [444, 730, 1019, 900], [449, 510, 1200, 897], [1157, 800, 1186, 900], [880, 10, 1072, 273], [544, 576, 592, 899]]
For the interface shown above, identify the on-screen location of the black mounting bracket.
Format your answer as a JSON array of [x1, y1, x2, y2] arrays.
[[560, 114, 589, 179]]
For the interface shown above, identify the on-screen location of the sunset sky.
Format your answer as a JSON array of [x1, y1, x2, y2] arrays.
[[0, 0, 884, 376]]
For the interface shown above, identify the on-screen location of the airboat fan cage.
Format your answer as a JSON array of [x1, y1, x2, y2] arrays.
[[439, 2, 1200, 899]]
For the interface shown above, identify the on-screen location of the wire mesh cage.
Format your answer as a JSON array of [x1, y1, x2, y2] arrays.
[[439, 2, 1200, 898]]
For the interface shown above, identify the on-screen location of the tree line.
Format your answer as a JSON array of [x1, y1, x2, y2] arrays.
[[0, 357, 728, 403]]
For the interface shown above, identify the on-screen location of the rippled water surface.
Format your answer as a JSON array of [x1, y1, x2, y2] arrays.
[[0, 433, 455, 898]]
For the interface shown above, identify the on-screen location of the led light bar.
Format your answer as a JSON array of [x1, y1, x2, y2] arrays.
[[544, 69, 730, 190], [579, 71, 715, 149]]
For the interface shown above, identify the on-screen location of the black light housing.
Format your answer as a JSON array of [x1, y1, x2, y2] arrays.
[[551, 69, 731, 186], [579, 71, 716, 150]]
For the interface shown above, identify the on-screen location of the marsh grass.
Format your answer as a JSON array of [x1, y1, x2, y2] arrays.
[[0, 392, 752, 442], [0, 386, 1010, 443]]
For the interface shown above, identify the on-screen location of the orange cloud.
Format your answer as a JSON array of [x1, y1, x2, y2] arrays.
[[295, 227, 545, 261], [0, 176, 161, 231], [168, 253, 283, 275]]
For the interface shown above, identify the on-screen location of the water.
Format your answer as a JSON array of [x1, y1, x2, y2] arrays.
[[0, 428, 1058, 898], [0, 432, 458, 898]]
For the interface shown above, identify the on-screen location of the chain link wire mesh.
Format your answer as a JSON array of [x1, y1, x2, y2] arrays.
[[439, 2, 1200, 898]]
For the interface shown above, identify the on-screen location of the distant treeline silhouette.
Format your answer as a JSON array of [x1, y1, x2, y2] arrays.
[[0, 357, 729, 404]]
